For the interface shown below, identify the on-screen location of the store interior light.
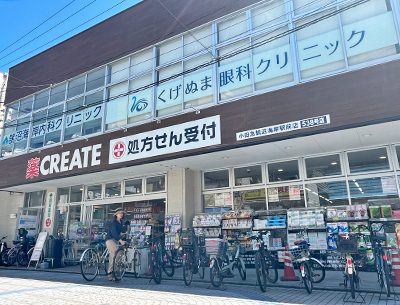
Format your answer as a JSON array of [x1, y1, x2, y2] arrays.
[[380, 156, 387, 159], [331, 162, 337, 165], [278, 169, 284, 172]]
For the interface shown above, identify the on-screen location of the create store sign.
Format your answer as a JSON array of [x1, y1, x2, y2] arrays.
[[25, 144, 102, 179]]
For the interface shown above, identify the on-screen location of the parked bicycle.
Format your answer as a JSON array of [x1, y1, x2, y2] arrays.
[[333, 231, 367, 300], [208, 237, 246, 288], [290, 229, 326, 294], [0, 236, 9, 266], [148, 234, 174, 284], [250, 231, 279, 292], [80, 242, 110, 281], [371, 223, 392, 297], [113, 233, 143, 281], [179, 229, 208, 286]]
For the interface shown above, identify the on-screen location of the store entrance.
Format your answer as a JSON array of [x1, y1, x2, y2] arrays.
[[89, 199, 166, 243]]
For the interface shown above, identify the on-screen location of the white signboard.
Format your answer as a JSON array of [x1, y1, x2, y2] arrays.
[[236, 114, 330, 141], [43, 192, 55, 231], [30, 232, 48, 263], [109, 115, 221, 164]]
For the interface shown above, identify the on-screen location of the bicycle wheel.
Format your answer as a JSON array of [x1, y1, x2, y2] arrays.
[[301, 262, 313, 294], [183, 251, 194, 286], [104, 251, 109, 275], [150, 250, 162, 284], [17, 249, 29, 266], [133, 250, 141, 279], [255, 251, 267, 292], [265, 255, 278, 283], [162, 250, 174, 277], [1, 249, 10, 267], [237, 257, 246, 280], [210, 258, 223, 288], [7, 249, 17, 266], [310, 257, 325, 283], [349, 273, 356, 299], [80, 249, 100, 282], [382, 258, 391, 297], [113, 249, 127, 281]]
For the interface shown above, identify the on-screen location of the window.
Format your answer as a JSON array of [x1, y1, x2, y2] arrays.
[[234, 165, 262, 186], [30, 111, 47, 149], [156, 63, 182, 116], [305, 154, 341, 178], [183, 55, 213, 107], [105, 182, 121, 198], [57, 187, 70, 204], [218, 13, 247, 43], [83, 91, 103, 136], [125, 179, 143, 195], [218, 39, 252, 100], [347, 147, 389, 173], [349, 176, 398, 205], [128, 74, 152, 124], [267, 185, 305, 209], [340, 0, 399, 66], [1, 125, 15, 157], [24, 191, 46, 208], [106, 82, 128, 130], [87, 184, 103, 200], [296, 9, 345, 79], [268, 160, 299, 182], [233, 189, 266, 211], [45, 105, 63, 145], [131, 49, 153, 76], [252, 26, 294, 91], [5, 103, 19, 121], [251, 1, 286, 30], [20, 97, 33, 115], [146, 175, 165, 193], [13, 117, 30, 154], [293, 0, 333, 16], [86, 68, 105, 92], [68, 76, 85, 98], [70, 185, 83, 203], [157, 37, 182, 66], [109, 58, 129, 84], [203, 192, 232, 210], [305, 181, 349, 207], [204, 169, 230, 189], [184, 26, 212, 57], [49, 84, 66, 105], [64, 98, 83, 141], [34, 90, 49, 110]]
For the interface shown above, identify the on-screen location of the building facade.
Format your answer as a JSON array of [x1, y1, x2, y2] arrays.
[[1, 0, 400, 247]]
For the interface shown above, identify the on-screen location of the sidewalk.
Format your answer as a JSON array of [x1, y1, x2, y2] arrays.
[[1, 263, 399, 295]]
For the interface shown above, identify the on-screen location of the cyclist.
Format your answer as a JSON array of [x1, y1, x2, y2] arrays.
[[106, 207, 127, 281]]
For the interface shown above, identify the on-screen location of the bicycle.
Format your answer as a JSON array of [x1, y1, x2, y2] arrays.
[[208, 237, 246, 288], [16, 237, 36, 266], [290, 230, 326, 294], [371, 223, 392, 297], [333, 231, 367, 300], [80, 242, 110, 281], [0, 236, 10, 266], [113, 234, 143, 281], [250, 231, 279, 292], [179, 229, 208, 286]]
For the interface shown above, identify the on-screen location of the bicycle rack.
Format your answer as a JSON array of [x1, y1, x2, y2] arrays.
[[378, 285, 399, 303]]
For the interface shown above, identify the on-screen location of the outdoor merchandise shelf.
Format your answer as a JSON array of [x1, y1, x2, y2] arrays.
[[192, 212, 222, 238]]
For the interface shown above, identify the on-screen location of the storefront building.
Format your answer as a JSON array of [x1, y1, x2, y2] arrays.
[[0, 0, 400, 256]]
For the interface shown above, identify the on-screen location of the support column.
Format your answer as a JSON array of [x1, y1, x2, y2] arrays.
[[167, 168, 202, 228]]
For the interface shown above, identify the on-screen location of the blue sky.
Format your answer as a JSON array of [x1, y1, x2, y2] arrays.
[[0, 0, 143, 73]]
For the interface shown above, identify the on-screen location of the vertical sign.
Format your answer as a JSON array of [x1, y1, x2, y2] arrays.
[[43, 192, 55, 232]]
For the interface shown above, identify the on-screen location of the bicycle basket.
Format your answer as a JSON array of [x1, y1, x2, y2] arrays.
[[180, 229, 195, 246], [336, 234, 358, 254], [289, 241, 308, 259], [205, 238, 227, 257]]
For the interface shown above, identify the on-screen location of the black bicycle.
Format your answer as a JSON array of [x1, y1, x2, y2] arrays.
[[250, 231, 278, 292], [149, 235, 174, 284]]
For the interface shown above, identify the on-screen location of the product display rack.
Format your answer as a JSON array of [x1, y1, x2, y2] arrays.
[[164, 214, 181, 251], [192, 212, 222, 238]]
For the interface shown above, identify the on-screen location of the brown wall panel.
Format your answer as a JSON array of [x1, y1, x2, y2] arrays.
[[1, 59, 400, 188]]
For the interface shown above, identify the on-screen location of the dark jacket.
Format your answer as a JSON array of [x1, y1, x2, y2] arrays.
[[106, 219, 123, 241]]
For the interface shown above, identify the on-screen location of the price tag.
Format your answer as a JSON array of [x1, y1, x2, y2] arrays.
[[333, 217, 339, 221], [380, 218, 387, 221]]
